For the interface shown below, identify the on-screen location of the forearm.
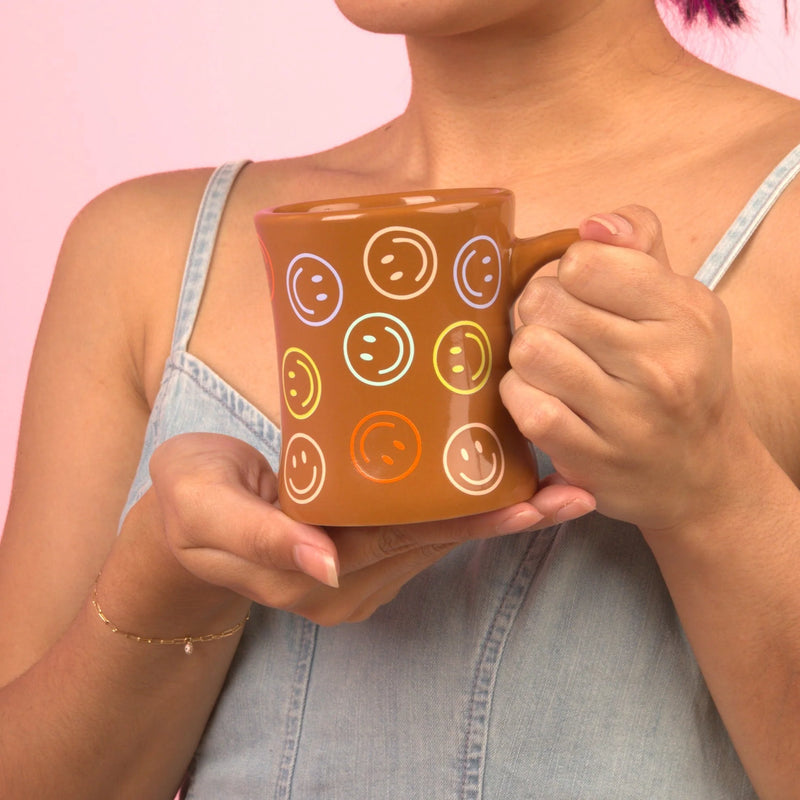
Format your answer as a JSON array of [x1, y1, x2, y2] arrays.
[[642, 445, 800, 800], [0, 494, 250, 800]]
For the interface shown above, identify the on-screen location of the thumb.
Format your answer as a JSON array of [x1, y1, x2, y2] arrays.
[[579, 204, 671, 269]]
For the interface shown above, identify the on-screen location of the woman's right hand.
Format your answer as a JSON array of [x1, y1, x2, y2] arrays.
[[147, 432, 594, 626]]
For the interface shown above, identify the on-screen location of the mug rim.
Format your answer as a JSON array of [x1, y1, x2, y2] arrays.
[[255, 187, 512, 221]]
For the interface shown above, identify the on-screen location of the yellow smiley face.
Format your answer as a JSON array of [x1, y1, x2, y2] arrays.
[[282, 347, 322, 420], [433, 321, 493, 395]]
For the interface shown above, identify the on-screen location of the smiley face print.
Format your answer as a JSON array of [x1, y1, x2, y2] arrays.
[[433, 321, 493, 395], [453, 235, 503, 310], [363, 226, 438, 300], [350, 411, 422, 484], [282, 347, 322, 420], [344, 313, 415, 387], [283, 433, 327, 505], [286, 253, 344, 327], [443, 423, 505, 496]]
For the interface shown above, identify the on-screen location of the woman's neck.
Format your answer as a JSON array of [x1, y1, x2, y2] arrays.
[[395, 0, 715, 187]]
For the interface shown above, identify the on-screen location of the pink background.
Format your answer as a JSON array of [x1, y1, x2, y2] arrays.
[[1, 1, 799, 525]]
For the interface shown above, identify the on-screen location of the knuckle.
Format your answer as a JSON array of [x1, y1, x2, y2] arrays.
[[414, 541, 457, 564], [245, 526, 278, 568], [346, 593, 400, 624], [556, 240, 596, 290], [374, 525, 418, 558], [510, 324, 555, 367], [244, 524, 286, 569], [516, 393, 564, 440], [509, 330, 535, 372], [636, 351, 701, 417], [308, 596, 365, 627], [162, 474, 212, 538], [516, 276, 559, 323], [695, 290, 730, 338], [618, 203, 662, 245]]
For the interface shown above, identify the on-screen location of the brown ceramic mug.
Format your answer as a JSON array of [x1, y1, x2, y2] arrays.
[[254, 188, 577, 526]]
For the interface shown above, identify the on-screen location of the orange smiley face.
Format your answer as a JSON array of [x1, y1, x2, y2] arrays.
[[350, 411, 422, 484]]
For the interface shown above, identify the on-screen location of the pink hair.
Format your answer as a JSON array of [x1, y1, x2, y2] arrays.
[[678, 0, 746, 25]]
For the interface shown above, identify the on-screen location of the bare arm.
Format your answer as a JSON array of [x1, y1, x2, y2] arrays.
[[0, 172, 244, 799], [641, 444, 800, 800]]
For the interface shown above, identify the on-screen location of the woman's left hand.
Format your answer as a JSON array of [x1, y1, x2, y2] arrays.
[[500, 205, 751, 533]]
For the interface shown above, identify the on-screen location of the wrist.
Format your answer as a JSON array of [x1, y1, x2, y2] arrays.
[[97, 489, 252, 643], [639, 431, 793, 556]]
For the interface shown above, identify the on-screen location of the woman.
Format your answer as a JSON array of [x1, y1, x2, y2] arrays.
[[1, 0, 798, 797]]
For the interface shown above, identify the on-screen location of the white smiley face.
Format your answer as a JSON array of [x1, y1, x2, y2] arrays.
[[286, 253, 344, 327], [283, 433, 327, 505], [343, 313, 415, 386], [453, 235, 503, 309], [363, 226, 438, 300], [443, 423, 505, 496]]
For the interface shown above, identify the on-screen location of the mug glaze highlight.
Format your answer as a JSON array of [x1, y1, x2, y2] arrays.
[[254, 188, 577, 526]]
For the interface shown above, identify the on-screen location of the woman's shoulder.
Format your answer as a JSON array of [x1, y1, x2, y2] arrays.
[[60, 166, 219, 305], [69, 118, 404, 257], [57, 148, 358, 303]]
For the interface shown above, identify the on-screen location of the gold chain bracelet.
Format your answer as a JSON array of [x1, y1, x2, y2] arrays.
[[91, 577, 250, 655]]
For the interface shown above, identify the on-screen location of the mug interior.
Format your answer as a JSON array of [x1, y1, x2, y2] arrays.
[[258, 187, 510, 220]]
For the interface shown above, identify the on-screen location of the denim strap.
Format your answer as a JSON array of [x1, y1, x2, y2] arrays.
[[694, 142, 800, 290], [170, 160, 251, 352]]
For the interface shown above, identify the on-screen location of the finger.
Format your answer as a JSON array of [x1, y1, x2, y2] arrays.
[[336, 543, 458, 624], [279, 539, 459, 625], [344, 549, 458, 623], [552, 206, 679, 321], [500, 369, 605, 467], [508, 321, 622, 420], [516, 276, 648, 382], [331, 499, 550, 576], [528, 473, 597, 524], [556, 240, 682, 322], [342, 474, 598, 622], [169, 480, 340, 588]]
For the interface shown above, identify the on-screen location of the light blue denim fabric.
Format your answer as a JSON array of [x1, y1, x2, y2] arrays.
[[121, 144, 800, 799]]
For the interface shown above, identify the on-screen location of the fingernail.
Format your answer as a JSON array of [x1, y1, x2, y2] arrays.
[[586, 213, 633, 236], [293, 544, 339, 588], [497, 507, 545, 535], [554, 499, 594, 524]]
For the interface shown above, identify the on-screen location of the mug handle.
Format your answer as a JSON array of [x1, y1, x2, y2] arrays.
[[509, 228, 580, 292]]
